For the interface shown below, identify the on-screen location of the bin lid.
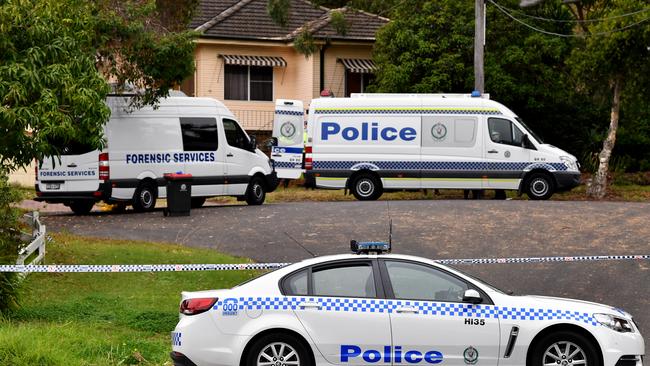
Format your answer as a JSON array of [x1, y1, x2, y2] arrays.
[[163, 173, 193, 180]]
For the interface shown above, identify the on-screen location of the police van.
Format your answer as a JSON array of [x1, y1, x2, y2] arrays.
[[272, 94, 580, 200], [35, 94, 278, 214]]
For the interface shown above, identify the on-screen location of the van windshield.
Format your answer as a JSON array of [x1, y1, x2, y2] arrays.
[[515, 117, 543, 144]]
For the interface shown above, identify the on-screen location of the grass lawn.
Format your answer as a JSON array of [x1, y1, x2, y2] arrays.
[[0, 233, 260, 366]]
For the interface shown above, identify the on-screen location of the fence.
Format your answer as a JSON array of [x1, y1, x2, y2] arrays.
[[16, 212, 47, 277], [231, 109, 275, 131]]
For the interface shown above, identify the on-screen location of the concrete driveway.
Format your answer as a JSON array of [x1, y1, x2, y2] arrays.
[[43, 200, 650, 350]]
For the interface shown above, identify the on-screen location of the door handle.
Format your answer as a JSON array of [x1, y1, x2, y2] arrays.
[[487, 150, 499, 154], [67, 163, 77, 168], [396, 306, 419, 314], [227, 153, 234, 157], [298, 302, 321, 310], [271, 154, 281, 157]]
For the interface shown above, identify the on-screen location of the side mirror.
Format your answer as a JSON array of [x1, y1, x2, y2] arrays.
[[249, 135, 257, 151], [462, 289, 483, 304]]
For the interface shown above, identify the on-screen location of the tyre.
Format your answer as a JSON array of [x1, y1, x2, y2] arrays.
[[530, 331, 600, 366], [526, 172, 555, 200], [245, 177, 266, 205], [350, 173, 383, 201], [191, 197, 206, 209], [245, 333, 312, 366], [132, 182, 157, 212], [69, 200, 94, 215]]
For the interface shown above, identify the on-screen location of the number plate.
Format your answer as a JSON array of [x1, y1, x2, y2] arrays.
[[46, 183, 60, 190]]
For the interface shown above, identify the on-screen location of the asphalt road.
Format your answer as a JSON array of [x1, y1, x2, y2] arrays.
[[43, 200, 650, 350]]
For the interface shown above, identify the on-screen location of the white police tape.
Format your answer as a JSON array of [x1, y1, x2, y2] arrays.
[[0, 254, 649, 273]]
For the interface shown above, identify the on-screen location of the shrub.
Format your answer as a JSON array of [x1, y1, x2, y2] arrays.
[[0, 169, 23, 314]]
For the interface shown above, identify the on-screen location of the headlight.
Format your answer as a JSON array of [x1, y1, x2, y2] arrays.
[[593, 313, 634, 333], [560, 156, 578, 171]]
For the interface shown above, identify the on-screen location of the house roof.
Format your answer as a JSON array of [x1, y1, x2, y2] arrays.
[[191, 0, 389, 42]]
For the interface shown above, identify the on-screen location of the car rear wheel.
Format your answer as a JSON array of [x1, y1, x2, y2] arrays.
[[69, 200, 94, 215], [133, 182, 157, 212], [245, 177, 266, 205], [350, 173, 383, 201], [245, 334, 311, 366], [530, 331, 600, 366]]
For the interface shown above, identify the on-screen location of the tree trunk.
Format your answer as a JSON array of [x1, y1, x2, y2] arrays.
[[587, 76, 622, 199]]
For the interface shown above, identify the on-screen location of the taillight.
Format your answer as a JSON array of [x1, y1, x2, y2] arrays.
[[99, 153, 109, 180], [304, 145, 313, 170], [179, 297, 218, 315]]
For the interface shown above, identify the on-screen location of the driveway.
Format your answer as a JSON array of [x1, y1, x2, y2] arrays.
[[43, 200, 650, 349]]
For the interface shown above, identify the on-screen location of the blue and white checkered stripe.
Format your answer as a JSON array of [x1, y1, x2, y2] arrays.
[[312, 160, 567, 171], [213, 297, 598, 326], [171, 331, 182, 346], [1, 255, 648, 273], [313, 108, 502, 115], [275, 110, 304, 116], [274, 161, 301, 169]]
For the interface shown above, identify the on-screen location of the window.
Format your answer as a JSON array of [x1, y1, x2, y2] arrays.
[[345, 71, 374, 97], [421, 116, 477, 148], [312, 264, 376, 298], [47, 137, 96, 155], [488, 118, 524, 147], [180, 117, 218, 151], [224, 65, 273, 101], [385, 261, 468, 302], [222, 118, 250, 150], [283, 270, 308, 296]]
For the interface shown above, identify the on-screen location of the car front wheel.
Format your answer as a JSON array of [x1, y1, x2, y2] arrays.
[[530, 331, 600, 366]]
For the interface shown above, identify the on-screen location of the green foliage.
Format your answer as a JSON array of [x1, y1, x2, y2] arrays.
[[330, 10, 348, 35], [294, 27, 318, 57], [268, 0, 291, 27], [0, 170, 23, 314]]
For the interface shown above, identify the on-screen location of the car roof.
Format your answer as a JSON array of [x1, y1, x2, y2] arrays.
[[278, 253, 447, 272]]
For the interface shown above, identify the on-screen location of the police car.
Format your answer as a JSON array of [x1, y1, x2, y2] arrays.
[[171, 242, 644, 366]]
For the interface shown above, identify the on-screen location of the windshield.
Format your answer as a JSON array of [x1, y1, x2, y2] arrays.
[[515, 117, 543, 144]]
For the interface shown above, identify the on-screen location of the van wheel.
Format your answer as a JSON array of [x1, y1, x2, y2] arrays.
[[245, 333, 312, 366], [526, 173, 555, 200], [351, 173, 383, 201], [245, 177, 266, 205], [530, 331, 600, 366], [191, 197, 206, 208], [133, 182, 157, 212], [69, 200, 94, 215]]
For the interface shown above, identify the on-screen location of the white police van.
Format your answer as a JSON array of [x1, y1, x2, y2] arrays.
[[272, 94, 580, 200], [170, 242, 644, 366], [35, 94, 278, 214]]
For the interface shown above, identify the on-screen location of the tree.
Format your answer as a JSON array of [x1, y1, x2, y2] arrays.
[[568, 0, 650, 198]]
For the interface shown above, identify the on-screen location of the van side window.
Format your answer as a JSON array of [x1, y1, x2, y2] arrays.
[[180, 117, 218, 151], [488, 118, 524, 147], [421, 116, 477, 148], [223, 118, 250, 150]]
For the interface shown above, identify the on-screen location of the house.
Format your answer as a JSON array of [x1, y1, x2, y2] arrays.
[[182, 0, 389, 132]]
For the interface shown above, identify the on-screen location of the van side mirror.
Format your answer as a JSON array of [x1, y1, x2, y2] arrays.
[[249, 135, 257, 151], [462, 289, 483, 304]]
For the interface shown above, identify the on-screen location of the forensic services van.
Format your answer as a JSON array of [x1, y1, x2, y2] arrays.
[[35, 94, 278, 214], [272, 93, 580, 200]]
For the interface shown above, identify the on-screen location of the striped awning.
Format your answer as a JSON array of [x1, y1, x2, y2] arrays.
[[219, 54, 287, 67], [338, 58, 376, 73]]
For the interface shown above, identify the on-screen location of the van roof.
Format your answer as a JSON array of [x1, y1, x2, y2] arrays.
[[309, 95, 517, 118], [107, 96, 235, 118]]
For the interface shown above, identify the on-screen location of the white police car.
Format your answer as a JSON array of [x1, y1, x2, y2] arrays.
[[171, 243, 644, 366]]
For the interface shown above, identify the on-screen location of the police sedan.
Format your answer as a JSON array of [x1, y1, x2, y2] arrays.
[[170, 244, 644, 366]]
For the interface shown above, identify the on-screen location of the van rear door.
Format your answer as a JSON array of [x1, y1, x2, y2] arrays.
[[271, 99, 304, 179], [36, 140, 100, 193]]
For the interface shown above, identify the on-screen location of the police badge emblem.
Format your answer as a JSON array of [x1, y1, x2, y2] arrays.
[[280, 121, 296, 138], [463, 346, 479, 364], [431, 123, 447, 140]]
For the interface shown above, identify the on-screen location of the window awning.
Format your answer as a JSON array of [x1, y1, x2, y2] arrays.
[[219, 54, 287, 67], [338, 58, 376, 74]]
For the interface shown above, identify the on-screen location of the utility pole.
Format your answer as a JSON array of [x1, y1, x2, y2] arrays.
[[474, 0, 485, 93]]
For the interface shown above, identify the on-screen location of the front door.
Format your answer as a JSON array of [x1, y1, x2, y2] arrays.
[[382, 259, 501, 365], [222, 118, 255, 195], [291, 260, 392, 366], [483, 117, 530, 189]]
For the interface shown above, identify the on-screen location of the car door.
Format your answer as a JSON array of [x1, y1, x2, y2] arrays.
[[483, 117, 530, 189], [381, 259, 501, 365], [179, 117, 224, 196], [222, 118, 256, 195], [290, 260, 392, 366]]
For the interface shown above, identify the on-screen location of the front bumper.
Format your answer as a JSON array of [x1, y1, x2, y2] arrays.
[[265, 171, 279, 193], [170, 351, 198, 366], [554, 171, 581, 192]]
